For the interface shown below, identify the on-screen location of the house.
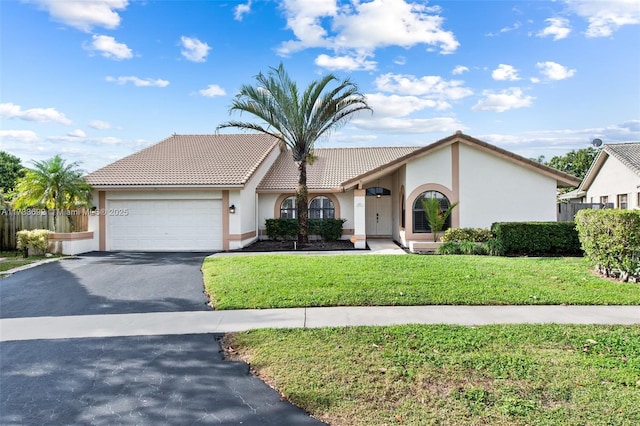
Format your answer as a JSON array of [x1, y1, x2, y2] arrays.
[[79, 131, 579, 253], [573, 142, 640, 209]]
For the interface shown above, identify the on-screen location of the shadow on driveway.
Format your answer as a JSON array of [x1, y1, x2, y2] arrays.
[[1, 334, 323, 425], [0, 252, 213, 319]]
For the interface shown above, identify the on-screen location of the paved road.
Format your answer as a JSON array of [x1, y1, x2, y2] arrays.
[[0, 253, 323, 425]]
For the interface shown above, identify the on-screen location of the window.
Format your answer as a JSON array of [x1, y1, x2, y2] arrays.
[[309, 196, 335, 219], [600, 196, 608, 205], [637, 192, 640, 208], [617, 193, 628, 210], [280, 196, 296, 219], [365, 187, 391, 197], [412, 191, 451, 233]]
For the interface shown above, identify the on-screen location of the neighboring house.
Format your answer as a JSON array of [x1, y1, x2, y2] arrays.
[[83, 131, 579, 253], [573, 142, 640, 209]]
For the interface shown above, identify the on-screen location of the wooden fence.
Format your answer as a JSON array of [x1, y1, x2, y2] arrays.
[[0, 209, 89, 251], [557, 203, 613, 222]]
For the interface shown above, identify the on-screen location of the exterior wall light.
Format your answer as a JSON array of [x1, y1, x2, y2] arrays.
[[229, 204, 236, 214]]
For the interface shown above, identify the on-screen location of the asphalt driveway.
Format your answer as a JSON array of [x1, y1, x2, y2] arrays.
[[0, 252, 323, 425], [0, 252, 212, 318]]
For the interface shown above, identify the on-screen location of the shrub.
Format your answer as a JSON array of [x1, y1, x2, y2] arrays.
[[265, 218, 298, 240], [441, 228, 493, 243], [491, 222, 582, 256], [16, 229, 51, 256], [575, 209, 640, 282], [436, 241, 462, 255], [309, 218, 347, 241], [482, 238, 505, 256], [266, 218, 346, 241]]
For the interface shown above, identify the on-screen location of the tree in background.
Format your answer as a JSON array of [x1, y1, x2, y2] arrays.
[[0, 151, 25, 195], [547, 147, 599, 180], [218, 63, 371, 243], [12, 155, 92, 231]]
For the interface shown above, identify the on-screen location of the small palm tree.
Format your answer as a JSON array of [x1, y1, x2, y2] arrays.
[[422, 197, 458, 242], [217, 63, 371, 243], [12, 155, 92, 232]]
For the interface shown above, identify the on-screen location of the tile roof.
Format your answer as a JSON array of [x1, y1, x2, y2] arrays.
[[85, 134, 278, 187], [605, 142, 640, 176], [257, 146, 420, 191]]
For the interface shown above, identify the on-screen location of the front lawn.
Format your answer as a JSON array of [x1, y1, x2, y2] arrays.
[[224, 324, 640, 425], [203, 255, 640, 309], [0, 251, 53, 273]]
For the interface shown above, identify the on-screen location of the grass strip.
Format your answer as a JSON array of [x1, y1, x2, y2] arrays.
[[224, 324, 640, 426], [203, 255, 640, 309]]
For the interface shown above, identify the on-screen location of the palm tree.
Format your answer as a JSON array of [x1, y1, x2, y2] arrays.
[[217, 63, 371, 243], [12, 155, 92, 232], [422, 197, 458, 242]]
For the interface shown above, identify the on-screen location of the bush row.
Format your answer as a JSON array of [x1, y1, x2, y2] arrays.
[[490, 222, 582, 256], [575, 209, 640, 282], [441, 227, 493, 243], [265, 218, 347, 241]]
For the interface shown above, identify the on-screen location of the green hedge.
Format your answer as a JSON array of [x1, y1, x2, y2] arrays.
[[491, 222, 582, 256], [441, 227, 493, 243], [265, 218, 346, 241], [575, 209, 640, 282]]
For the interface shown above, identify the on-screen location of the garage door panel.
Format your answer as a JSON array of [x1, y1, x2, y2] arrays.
[[107, 199, 222, 251]]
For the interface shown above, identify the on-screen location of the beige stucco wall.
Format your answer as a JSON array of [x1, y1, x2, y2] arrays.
[[458, 143, 557, 227], [404, 146, 452, 196], [585, 155, 640, 209]]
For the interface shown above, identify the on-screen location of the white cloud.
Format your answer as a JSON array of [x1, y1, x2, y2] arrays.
[[106, 76, 170, 87], [198, 84, 226, 97], [314, 53, 377, 71], [364, 93, 440, 117], [26, 0, 128, 32], [537, 17, 571, 40], [180, 36, 211, 62], [394, 56, 407, 65], [565, 0, 640, 37], [0, 130, 39, 143], [472, 88, 534, 112], [278, 0, 459, 58], [86, 34, 133, 60], [536, 61, 576, 80], [353, 116, 464, 134], [234, 1, 252, 21], [374, 73, 473, 101], [89, 120, 112, 130], [492, 64, 520, 81], [452, 65, 469, 75], [487, 21, 522, 37], [0, 102, 72, 125], [68, 129, 86, 138]]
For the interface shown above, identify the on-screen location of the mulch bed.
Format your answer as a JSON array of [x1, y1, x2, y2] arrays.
[[233, 239, 361, 252]]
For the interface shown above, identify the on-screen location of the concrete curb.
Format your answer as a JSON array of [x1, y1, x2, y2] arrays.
[[0, 257, 68, 277]]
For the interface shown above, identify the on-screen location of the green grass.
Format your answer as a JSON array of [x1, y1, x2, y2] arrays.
[[0, 251, 56, 273], [224, 324, 640, 426], [203, 255, 640, 309]]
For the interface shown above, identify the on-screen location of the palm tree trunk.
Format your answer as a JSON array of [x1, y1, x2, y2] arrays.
[[296, 160, 309, 244]]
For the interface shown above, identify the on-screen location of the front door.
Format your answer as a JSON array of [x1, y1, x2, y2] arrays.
[[366, 195, 392, 236]]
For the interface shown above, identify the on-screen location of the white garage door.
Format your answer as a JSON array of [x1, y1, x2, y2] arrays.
[[107, 199, 222, 251]]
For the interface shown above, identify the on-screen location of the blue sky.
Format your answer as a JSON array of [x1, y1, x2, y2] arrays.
[[1, 0, 639, 173]]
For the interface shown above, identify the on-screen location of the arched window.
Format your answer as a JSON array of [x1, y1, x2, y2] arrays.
[[413, 191, 451, 233], [280, 196, 296, 219], [309, 196, 335, 219]]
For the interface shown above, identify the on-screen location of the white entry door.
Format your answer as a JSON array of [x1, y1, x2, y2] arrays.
[[365, 195, 392, 236], [107, 199, 222, 251]]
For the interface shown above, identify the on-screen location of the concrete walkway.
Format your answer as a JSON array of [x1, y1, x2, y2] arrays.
[[2, 305, 639, 342]]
